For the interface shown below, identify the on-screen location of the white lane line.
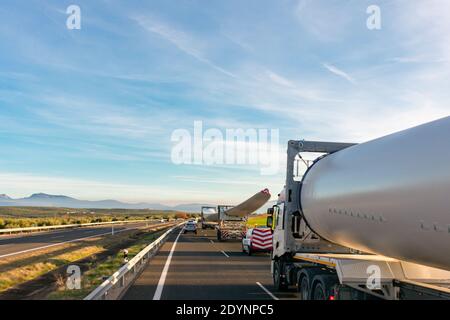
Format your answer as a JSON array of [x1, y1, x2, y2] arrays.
[[220, 250, 230, 258], [0, 227, 138, 259], [256, 282, 279, 300], [210, 240, 214, 244], [153, 227, 184, 300], [51, 235, 65, 239]]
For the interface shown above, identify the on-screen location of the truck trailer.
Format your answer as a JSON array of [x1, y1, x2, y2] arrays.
[[216, 189, 272, 241], [268, 116, 450, 300], [200, 206, 218, 230], [216, 205, 245, 241]]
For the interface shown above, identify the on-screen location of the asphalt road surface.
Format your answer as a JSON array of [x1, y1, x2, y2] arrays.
[[0, 221, 160, 259], [123, 227, 298, 300]]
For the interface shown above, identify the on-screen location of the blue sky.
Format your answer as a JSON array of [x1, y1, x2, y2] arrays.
[[0, 0, 449, 204]]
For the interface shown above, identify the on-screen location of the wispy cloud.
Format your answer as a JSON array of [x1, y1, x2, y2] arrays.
[[322, 63, 355, 84], [133, 15, 237, 78], [266, 71, 295, 88]]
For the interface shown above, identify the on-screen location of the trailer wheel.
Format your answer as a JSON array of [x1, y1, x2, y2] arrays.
[[298, 275, 310, 300], [312, 282, 327, 300], [311, 274, 339, 300], [273, 260, 288, 291]]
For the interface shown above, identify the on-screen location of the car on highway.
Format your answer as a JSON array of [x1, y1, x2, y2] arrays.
[[242, 227, 273, 256], [183, 221, 197, 234]]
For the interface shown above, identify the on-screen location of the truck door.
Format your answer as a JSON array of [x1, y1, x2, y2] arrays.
[[272, 203, 285, 256]]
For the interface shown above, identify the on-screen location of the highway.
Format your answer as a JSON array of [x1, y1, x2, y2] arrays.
[[123, 227, 298, 300], [0, 221, 160, 259]]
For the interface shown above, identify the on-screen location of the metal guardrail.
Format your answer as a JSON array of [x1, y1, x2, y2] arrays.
[[0, 219, 163, 235], [84, 222, 185, 300]]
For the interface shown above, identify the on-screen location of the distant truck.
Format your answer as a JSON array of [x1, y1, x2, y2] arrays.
[[216, 205, 247, 241], [200, 206, 218, 230], [216, 189, 272, 242]]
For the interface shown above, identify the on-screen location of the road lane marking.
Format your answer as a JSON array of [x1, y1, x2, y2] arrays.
[[153, 227, 184, 300], [220, 250, 230, 258], [0, 226, 138, 259], [256, 282, 279, 300], [51, 235, 65, 239], [210, 240, 214, 244]]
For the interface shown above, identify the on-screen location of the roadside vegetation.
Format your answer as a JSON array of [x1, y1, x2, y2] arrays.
[[47, 228, 167, 300], [0, 207, 196, 229], [0, 223, 173, 298], [247, 214, 269, 228]]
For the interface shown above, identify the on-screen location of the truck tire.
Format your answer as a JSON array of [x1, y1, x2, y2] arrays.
[[311, 274, 339, 300], [298, 275, 310, 300], [312, 282, 327, 300], [297, 268, 328, 300], [273, 260, 288, 291]]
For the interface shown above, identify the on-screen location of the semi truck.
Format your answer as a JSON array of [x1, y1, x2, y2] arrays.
[[216, 205, 244, 241], [267, 117, 450, 300], [200, 206, 218, 230], [216, 189, 272, 241]]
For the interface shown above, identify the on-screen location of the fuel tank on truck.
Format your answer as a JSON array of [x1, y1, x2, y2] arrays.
[[300, 116, 450, 271]]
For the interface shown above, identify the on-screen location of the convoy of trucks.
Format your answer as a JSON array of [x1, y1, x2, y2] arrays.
[[267, 117, 450, 300]]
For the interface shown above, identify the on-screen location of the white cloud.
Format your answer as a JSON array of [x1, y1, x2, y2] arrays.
[[266, 71, 295, 88], [322, 63, 355, 84], [133, 15, 237, 78]]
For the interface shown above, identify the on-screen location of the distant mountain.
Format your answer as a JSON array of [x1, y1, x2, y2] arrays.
[[0, 193, 211, 212], [0, 193, 275, 213], [172, 203, 210, 212]]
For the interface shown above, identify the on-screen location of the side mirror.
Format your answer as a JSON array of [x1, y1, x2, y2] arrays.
[[267, 208, 274, 215], [266, 215, 273, 228]]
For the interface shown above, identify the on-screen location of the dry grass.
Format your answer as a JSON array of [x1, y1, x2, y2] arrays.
[[47, 228, 167, 300], [0, 224, 171, 294], [0, 246, 104, 292]]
